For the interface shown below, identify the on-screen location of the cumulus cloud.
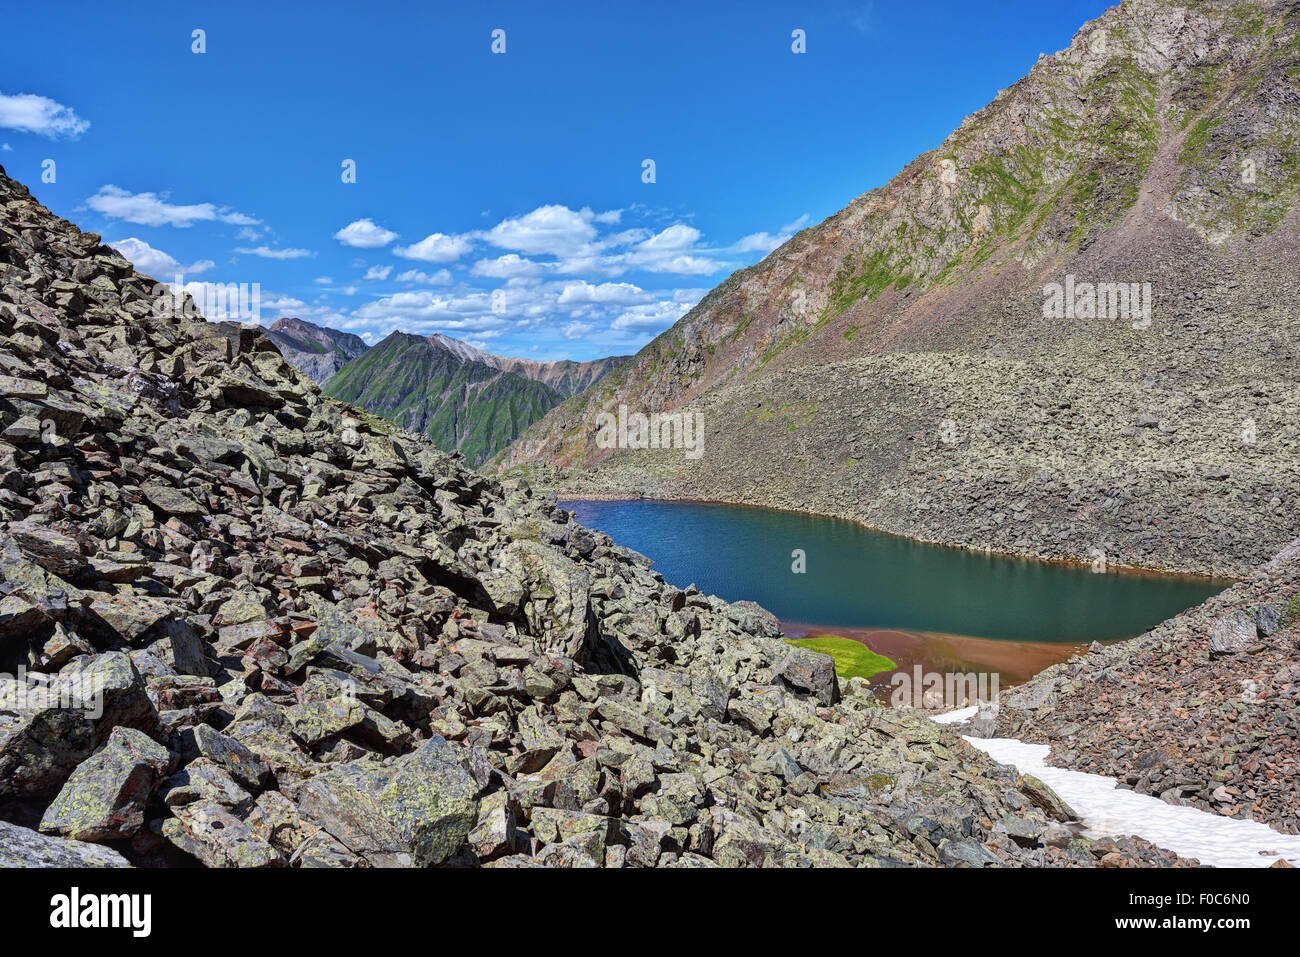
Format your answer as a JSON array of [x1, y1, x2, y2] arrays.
[[731, 214, 812, 254], [87, 185, 259, 228], [621, 224, 728, 274], [394, 232, 473, 263], [347, 288, 512, 337], [471, 254, 544, 279], [235, 245, 314, 260], [610, 298, 695, 332], [395, 268, 453, 285], [556, 281, 654, 307], [0, 91, 89, 139], [481, 205, 598, 258], [108, 237, 216, 279], [333, 218, 398, 248], [363, 264, 392, 280]]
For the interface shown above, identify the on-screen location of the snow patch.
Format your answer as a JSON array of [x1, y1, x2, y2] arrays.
[[931, 705, 979, 724], [964, 735, 1300, 869]]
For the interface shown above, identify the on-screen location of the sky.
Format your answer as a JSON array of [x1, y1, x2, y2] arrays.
[[1, 0, 1113, 361]]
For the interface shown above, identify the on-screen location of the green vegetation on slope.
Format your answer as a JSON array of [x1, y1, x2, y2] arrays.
[[325, 333, 566, 467]]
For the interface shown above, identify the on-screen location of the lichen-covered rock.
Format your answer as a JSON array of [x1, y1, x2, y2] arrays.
[[294, 737, 478, 867], [0, 653, 152, 799], [40, 726, 171, 841]]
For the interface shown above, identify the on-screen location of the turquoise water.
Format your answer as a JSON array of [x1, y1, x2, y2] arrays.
[[564, 499, 1229, 643]]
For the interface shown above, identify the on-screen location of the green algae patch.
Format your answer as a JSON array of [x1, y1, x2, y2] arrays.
[[785, 634, 895, 681]]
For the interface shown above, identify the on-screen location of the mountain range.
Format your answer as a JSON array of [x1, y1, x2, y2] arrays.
[[496, 0, 1300, 579], [320, 331, 625, 467]]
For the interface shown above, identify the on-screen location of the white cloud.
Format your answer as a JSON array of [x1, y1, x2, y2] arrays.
[[610, 298, 694, 332], [622, 224, 728, 274], [556, 281, 654, 307], [108, 237, 215, 278], [394, 232, 472, 263], [1, 143, 11, 152], [87, 185, 260, 229], [364, 265, 392, 280], [236, 226, 263, 241], [333, 218, 398, 248], [471, 254, 544, 279], [262, 295, 309, 312], [0, 91, 89, 139], [314, 276, 333, 285], [347, 288, 511, 337], [562, 321, 595, 339], [235, 245, 314, 260], [731, 214, 812, 254], [395, 268, 453, 285], [482, 205, 598, 258], [731, 232, 786, 254]]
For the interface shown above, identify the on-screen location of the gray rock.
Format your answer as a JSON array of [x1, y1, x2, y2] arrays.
[[774, 646, 840, 705], [295, 737, 479, 867], [40, 727, 171, 841], [1208, 610, 1256, 656], [0, 820, 130, 867]]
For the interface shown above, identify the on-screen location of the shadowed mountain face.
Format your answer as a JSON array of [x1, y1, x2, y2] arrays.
[[498, 0, 1300, 578], [264, 317, 368, 385], [324, 332, 625, 467]]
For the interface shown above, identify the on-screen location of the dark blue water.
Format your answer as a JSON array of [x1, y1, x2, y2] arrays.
[[565, 499, 1229, 643]]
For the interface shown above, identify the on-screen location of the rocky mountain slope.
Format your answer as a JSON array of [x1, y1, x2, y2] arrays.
[[325, 332, 624, 467], [264, 317, 368, 386], [986, 531, 1300, 835], [498, 0, 1300, 579], [0, 163, 1200, 868]]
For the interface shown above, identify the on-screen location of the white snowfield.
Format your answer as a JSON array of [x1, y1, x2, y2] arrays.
[[932, 709, 1300, 868]]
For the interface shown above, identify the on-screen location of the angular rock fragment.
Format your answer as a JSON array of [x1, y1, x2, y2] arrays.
[[40, 726, 171, 841]]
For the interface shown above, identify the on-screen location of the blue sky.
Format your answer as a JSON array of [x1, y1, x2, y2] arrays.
[[2, 0, 1111, 361]]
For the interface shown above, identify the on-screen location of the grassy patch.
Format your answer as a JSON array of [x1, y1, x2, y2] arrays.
[[785, 634, 896, 681]]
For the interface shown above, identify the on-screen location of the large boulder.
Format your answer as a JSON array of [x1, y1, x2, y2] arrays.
[[294, 736, 479, 866], [774, 646, 840, 706], [1208, 610, 1256, 657], [40, 726, 172, 841], [0, 652, 152, 798], [495, 540, 596, 662]]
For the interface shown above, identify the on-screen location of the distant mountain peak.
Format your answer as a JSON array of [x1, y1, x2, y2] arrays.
[[325, 330, 628, 466], [264, 317, 368, 385]]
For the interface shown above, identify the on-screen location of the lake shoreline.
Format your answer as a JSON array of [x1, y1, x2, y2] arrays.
[[783, 621, 1090, 695], [557, 492, 1237, 586]]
